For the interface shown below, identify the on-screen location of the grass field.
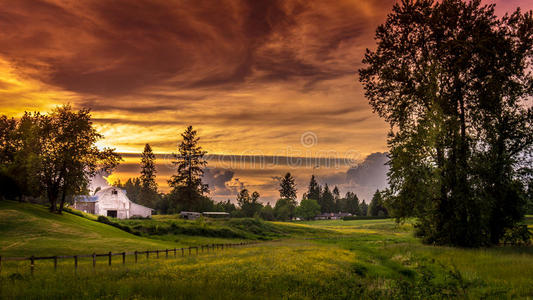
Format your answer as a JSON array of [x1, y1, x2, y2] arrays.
[[1, 202, 533, 299]]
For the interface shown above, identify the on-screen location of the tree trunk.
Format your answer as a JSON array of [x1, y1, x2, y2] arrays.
[[59, 188, 67, 214], [49, 194, 57, 213]]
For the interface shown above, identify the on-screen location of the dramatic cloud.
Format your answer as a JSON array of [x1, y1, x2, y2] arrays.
[[1, 0, 530, 201], [0, 0, 398, 155]]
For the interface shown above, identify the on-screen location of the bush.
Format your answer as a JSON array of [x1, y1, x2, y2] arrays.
[[97, 215, 111, 224], [97, 216, 134, 234], [500, 225, 532, 246], [63, 207, 85, 218]]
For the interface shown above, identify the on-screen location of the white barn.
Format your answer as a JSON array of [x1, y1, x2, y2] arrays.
[[73, 187, 152, 219]]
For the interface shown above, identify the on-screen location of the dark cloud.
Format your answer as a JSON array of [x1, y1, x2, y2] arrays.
[[202, 168, 239, 196], [0, 0, 394, 98]]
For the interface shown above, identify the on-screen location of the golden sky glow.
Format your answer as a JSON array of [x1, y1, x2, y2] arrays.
[[1, 0, 530, 202]]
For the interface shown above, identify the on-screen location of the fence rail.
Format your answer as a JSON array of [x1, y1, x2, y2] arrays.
[[0, 242, 255, 275]]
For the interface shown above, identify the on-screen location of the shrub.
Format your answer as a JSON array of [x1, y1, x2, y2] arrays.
[[501, 225, 532, 246]]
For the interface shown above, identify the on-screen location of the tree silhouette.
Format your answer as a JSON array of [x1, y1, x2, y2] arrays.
[[236, 188, 262, 217], [168, 126, 209, 211], [306, 175, 321, 201], [279, 172, 297, 200], [359, 0, 533, 246], [320, 184, 335, 213], [36, 105, 121, 212], [139, 143, 158, 207]]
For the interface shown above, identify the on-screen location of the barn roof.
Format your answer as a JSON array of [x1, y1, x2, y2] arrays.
[[75, 195, 98, 202]]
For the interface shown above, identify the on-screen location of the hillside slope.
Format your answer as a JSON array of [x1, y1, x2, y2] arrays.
[[0, 201, 180, 257]]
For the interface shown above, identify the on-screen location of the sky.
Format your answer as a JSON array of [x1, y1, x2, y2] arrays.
[[1, 0, 531, 203]]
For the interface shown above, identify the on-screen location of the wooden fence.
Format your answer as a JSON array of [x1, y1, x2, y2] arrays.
[[0, 242, 255, 275]]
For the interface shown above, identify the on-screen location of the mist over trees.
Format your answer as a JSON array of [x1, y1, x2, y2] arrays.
[[359, 0, 533, 246]]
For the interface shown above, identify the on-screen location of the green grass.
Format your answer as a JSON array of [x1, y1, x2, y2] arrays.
[[114, 214, 329, 241], [0, 201, 189, 257], [1, 201, 533, 299]]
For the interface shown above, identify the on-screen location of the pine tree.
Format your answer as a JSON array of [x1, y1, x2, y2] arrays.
[[321, 184, 335, 213], [306, 175, 320, 201], [139, 143, 158, 207], [345, 191, 360, 215], [140, 144, 157, 191], [168, 126, 209, 210], [359, 201, 368, 216], [332, 186, 340, 212], [279, 172, 297, 200]]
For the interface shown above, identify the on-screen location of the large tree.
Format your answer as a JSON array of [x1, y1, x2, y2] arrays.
[[139, 143, 158, 207], [359, 0, 533, 246], [0, 113, 42, 201], [168, 126, 209, 211], [38, 105, 121, 212]]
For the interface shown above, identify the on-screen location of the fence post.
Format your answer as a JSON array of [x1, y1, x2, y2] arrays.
[[108, 252, 112, 266], [188, 247, 191, 255], [92, 253, 96, 269], [181, 248, 184, 257], [135, 251, 138, 263], [30, 256, 35, 275], [165, 249, 168, 259], [196, 247, 198, 255], [122, 252, 126, 265], [146, 250, 149, 260], [156, 250, 159, 259], [174, 248, 176, 257], [206, 244, 209, 253], [74, 256, 78, 271], [54, 256, 58, 271]]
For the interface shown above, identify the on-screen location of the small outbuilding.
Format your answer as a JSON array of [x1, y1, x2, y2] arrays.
[[179, 211, 202, 220], [202, 212, 230, 218]]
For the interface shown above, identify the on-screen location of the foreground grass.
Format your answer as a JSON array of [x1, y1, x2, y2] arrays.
[[1, 241, 366, 299], [310, 219, 533, 298], [1, 202, 533, 299]]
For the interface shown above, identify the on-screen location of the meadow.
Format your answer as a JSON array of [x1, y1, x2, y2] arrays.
[[1, 201, 533, 299]]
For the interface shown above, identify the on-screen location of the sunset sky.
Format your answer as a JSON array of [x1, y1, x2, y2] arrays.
[[1, 0, 531, 202]]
